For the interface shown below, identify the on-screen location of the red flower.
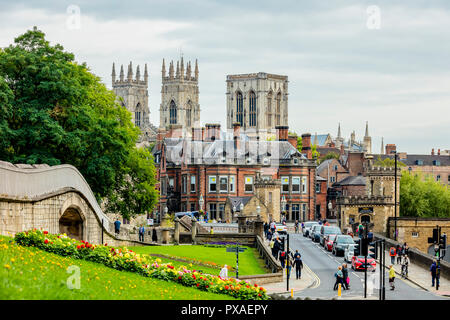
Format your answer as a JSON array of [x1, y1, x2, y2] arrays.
[[43, 231, 48, 235], [224, 285, 229, 290], [178, 276, 182, 280], [206, 285, 209, 288], [44, 239, 49, 244], [196, 283, 199, 287], [104, 243, 108, 246], [254, 284, 258, 287], [77, 245, 81, 249], [258, 293, 262, 297]]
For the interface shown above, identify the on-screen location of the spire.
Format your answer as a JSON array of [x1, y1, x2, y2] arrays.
[[337, 122, 342, 139], [176, 61, 180, 79], [127, 61, 133, 81], [136, 65, 141, 81], [365, 121, 369, 137], [144, 63, 148, 84], [162, 59, 166, 78], [194, 59, 199, 80], [186, 61, 191, 79], [314, 132, 318, 145], [111, 63, 116, 83], [119, 65, 124, 81], [180, 57, 184, 80], [169, 60, 174, 79], [381, 137, 384, 154]]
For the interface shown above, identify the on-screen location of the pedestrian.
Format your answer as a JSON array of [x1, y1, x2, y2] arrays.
[[114, 218, 121, 236], [264, 222, 269, 238], [333, 266, 344, 291], [342, 263, 349, 290], [270, 238, 275, 256], [402, 242, 409, 256], [210, 227, 214, 235], [219, 265, 228, 279], [279, 251, 286, 268], [139, 225, 145, 242], [396, 244, 402, 264], [273, 237, 281, 260], [294, 220, 299, 233], [389, 265, 396, 290], [401, 255, 410, 279], [301, 222, 305, 233], [293, 250, 303, 279], [389, 246, 396, 265], [285, 254, 292, 279], [367, 230, 374, 243], [358, 223, 364, 239], [430, 260, 439, 288], [270, 220, 276, 234]]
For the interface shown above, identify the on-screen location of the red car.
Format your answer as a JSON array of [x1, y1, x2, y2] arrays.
[[324, 234, 337, 251], [351, 256, 376, 271]]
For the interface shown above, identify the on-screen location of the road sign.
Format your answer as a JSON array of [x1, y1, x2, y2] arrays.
[[226, 247, 247, 253]]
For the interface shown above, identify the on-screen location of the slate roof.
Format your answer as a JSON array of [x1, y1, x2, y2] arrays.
[[332, 175, 366, 187], [372, 154, 450, 166], [227, 197, 252, 210]]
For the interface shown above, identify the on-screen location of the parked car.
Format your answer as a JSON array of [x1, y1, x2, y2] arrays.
[[302, 221, 319, 237], [324, 234, 338, 251], [310, 225, 322, 242], [319, 226, 342, 246], [351, 255, 376, 271], [332, 235, 356, 256], [275, 223, 288, 235], [344, 244, 359, 262]]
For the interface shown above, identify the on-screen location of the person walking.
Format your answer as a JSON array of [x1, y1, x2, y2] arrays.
[[114, 218, 121, 236], [401, 255, 410, 279], [270, 238, 275, 256], [293, 250, 303, 279], [367, 230, 374, 243], [294, 220, 299, 233], [396, 244, 403, 264], [270, 220, 276, 235], [139, 225, 145, 242], [285, 254, 292, 279], [264, 222, 269, 238], [342, 263, 350, 290], [430, 260, 439, 288], [389, 265, 396, 290], [358, 223, 364, 239], [389, 246, 397, 265], [279, 251, 286, 268], [402, 242, 409, 256], [333, 266, 344, 291], [219, 265, 228, 279]]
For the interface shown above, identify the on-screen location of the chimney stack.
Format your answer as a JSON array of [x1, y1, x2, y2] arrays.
[[288, 134, 298, 150], [192, 127, 203, 141], [301, 133, 312, 159], [432, 148, 435, 156], [205, 124, 221, 141], [276, 125, 289, 141], [233, 122, 241, 149], [438, 149, 441, 156]]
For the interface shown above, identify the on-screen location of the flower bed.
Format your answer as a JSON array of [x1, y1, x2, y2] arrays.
[[14, 229, 269, 300]]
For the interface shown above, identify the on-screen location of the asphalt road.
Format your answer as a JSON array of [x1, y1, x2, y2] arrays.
[[282, 232, 447, 300]]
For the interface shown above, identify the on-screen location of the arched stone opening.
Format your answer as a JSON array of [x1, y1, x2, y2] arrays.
[[59, 207, 84, 240]]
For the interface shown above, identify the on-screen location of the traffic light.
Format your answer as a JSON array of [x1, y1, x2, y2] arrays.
[[361, 238, 369, 256], [439, 234, 447, 257], [368, 241, 378, 259], [428, 228, 440, 244]]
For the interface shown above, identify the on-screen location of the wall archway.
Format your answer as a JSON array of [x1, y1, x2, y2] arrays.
[[59, 207, 84, 240]]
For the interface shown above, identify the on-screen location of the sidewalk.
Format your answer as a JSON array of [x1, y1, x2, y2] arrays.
[[264, 264, 317, 294], [382, 251, 450, 297]]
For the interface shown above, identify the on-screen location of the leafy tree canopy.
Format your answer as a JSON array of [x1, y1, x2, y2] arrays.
[[0, 27, 158, 218]]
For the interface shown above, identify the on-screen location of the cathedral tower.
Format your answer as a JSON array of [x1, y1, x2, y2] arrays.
[[112, 61, 150, 130], [363, 121, 372, 154], [226, 72, 288, 139], [160, 57, 200, 135]]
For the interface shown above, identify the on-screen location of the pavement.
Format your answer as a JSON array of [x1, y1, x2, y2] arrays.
[[382, 251, 450, 297]]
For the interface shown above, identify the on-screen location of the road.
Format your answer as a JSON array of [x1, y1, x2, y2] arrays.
[[281, 232, 447, 300]]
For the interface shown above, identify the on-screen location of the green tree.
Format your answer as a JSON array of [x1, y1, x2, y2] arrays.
[[0, 27, 158, 217], [374, 156, 406, 168], [400, 171, 450, 218], [318, 152, 340, 164]]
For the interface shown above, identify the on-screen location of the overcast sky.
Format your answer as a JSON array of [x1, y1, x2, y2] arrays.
[[1, 0, 449, 154]]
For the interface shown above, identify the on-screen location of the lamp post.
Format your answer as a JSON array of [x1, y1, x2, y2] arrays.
[[256, 205, 261, 219], [199, 194, 204, 221], [394, 151, 398, 241], [240, 202, 244, 214], [281, 195, 286, 223], [328, 201, 332, 220], [164, 205, 168, 217]]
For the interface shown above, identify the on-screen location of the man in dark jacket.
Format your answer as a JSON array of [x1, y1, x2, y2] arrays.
[[342, 263, 349, 290], [114, 219, 121, 235], [430, 260, 439, 288], [273, 237, 281, 260], [293, 250, 303, 279]]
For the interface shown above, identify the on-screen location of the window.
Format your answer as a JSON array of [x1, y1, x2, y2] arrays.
[[245, 176, 254, 193], [135, 111, 141, 127], [281, 176, 289, 193], [448, 175, 450, 183], [209, 203, 217, 220], [182, 175, 187, 194], [302, 204, 307, 221], [269, 192, 272, 203], [209, 176, 217, 192], [330, 176, 336, 183], [190, 203, 196, 212], [169, 100, 177, 124], [249, 91, 257, 127], [292, 204, 300, 221], [437, 175, 441, 181], [236, 92, 243, 126], [292, 177, 301, 193], [316, 183, 321, 193], [276, 92, 281, 126], [267, 91, 272, 127], [219, 176, 228, 193], [302, 177, 308, 193], [169, 177, 174, 188], [219, 203, 225, 221], [186, 101, 192, 127], [412, 232, 419, 238], [334, 165, 338, 171], [229, 176, 235, 193], [190, 175, 196, 193]]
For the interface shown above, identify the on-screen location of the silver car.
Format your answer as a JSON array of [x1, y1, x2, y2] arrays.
[[302, 221, 319, 237], [344, 244, 358, 263]]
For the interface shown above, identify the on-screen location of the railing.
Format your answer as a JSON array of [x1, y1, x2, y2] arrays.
[[255, 235, 282, 273]]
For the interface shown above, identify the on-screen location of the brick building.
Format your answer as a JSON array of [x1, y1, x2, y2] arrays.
[[153, 124, 323, 222]]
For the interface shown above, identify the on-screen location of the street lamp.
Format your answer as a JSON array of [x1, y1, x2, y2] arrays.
[[256, 205, 261, 219], [281, 195, 287, 223], [328, 201, 332, 219], [164, 206, 168, 218], [199, 194, 204, 211], [239, 202, 244, 213]]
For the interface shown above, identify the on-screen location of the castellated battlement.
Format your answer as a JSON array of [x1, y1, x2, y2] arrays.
[[337, 195, 393, 205]]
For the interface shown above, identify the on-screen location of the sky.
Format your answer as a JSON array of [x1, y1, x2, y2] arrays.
[[0, 0, 449, 154]]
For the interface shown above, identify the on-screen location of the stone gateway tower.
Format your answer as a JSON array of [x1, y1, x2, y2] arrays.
[[112, 62, 150, 130], [226, 72, 288, 139], [159, 58, 200, 136]]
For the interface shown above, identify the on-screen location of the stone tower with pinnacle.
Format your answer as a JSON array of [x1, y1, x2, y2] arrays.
[[159, 57, 200, 136]]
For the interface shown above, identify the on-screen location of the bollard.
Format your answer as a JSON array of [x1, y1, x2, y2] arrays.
[[338, 283, 342, 298], [291, 289, 293, 298]]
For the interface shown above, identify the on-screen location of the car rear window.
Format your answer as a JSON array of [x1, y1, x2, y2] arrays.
[[337, 236, 354, 244], [305, 222, 318, 227], [328, 235, 337, 241]]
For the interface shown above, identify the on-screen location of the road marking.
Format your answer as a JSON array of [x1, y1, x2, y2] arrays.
[[303, 263, 321, 289]]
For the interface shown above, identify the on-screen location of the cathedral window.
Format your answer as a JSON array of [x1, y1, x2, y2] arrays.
[[169, 100, 177, 124], [276, 92, 281, 126], [267, 91, 273, 127], [249, 91, 256, 127], [135, 111, 141, 127], [236, 91, 243, 126], [186, 100, 192, 127]]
